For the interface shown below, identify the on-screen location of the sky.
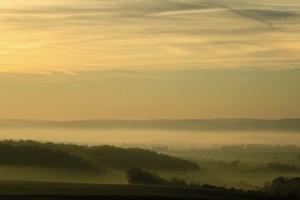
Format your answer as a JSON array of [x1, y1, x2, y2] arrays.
[[0, 0, 300, 120]]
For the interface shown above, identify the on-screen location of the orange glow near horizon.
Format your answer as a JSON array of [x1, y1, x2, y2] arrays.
[[0, 0, 300, 120]]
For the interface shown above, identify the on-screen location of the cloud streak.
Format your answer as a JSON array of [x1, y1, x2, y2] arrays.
[[201, 2, 275, 29], [0, 0, 299, 73]]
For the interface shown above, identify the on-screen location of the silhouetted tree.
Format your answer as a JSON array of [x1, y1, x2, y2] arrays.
[[263, 176, 300, 197], [126, 168, 188, 186], [126, 168, 157, 184]]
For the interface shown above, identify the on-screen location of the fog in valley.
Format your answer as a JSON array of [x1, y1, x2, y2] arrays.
[[1, 129, 300, 148], [1, 123, 300, 194]]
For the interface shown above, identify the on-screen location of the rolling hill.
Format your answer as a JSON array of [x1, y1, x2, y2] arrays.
[[0, 118, 299, 132]]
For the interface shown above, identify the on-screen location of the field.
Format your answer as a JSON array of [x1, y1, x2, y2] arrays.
[[0, 180, 271, 200], [166, 144, 300, 188]]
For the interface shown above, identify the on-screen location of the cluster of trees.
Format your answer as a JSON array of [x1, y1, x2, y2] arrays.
[[263, 162, 299, 173], [125, 168, 263, 194], [126, 168, 188, 186], [209, 159, 300, 173], [245, 161, 300, 173], [92, 145, 199, 171], [0, 140, 199, 172], [201, 159, 245, 170], [0, 143, 91, 170], [264, 176, 300, 198]]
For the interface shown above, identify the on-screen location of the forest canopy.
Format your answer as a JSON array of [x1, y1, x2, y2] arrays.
[[0, 140, 199, 172]]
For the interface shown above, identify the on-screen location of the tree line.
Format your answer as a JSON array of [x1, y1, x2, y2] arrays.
[[0, 143, 91, 170], [0, 140, 199, 172]]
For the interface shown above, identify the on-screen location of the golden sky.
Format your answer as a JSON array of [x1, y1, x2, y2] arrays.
[[0, 0, 300, 120]]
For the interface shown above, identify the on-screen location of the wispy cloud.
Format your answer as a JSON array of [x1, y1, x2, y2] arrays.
[[0, 0, 299, 74]]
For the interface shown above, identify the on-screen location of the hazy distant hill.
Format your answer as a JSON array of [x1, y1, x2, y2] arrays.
[[0, 118, 299, 132]]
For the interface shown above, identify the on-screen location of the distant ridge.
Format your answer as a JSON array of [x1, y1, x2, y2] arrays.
[[0, 119, 299, 132]]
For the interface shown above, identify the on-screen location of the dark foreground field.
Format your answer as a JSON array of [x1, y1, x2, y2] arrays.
[[0, 180, 278, 200]]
